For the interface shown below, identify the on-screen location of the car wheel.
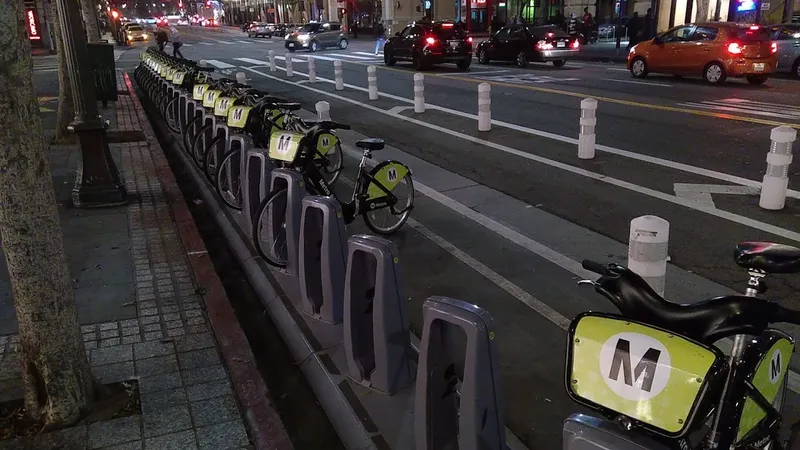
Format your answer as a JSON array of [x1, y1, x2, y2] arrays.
[[629, 57, 648, 78], [746, 74, 768, 85], [478, 49, 490, 64], [412, 52, 426, 70], [516, 51, 528, 68], [552, 59, 566, 67], [457, 58, 471, 70], [793, 58, 800, 79], [703, 62, 726, 84], [288, 47, 296, 52], [384, 49, 397, 66], [310, 41, 320, 52], [339, 39, 349, 49]]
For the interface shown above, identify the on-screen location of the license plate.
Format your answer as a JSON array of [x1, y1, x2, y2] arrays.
[[557, 41, 566, 48], [753, 63, 765, 72], [449, 40, 460, 49], [288, 42, 295, 47]]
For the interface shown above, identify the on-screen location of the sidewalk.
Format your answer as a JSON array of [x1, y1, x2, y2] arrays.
[[0, 72, 292, 449]]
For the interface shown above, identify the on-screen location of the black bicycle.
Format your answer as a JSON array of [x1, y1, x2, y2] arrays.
[[252, 120, 414, 268]]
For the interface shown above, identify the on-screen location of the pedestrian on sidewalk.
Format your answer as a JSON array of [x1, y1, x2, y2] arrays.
[[626, 12, 641, 49], [374, 22, 385, 55], [170, 25, 185, 58]]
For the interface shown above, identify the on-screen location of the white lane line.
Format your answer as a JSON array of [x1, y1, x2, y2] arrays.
[[242, 63, 797, 200], [242, 65, 800, 243], [327, 52, 378, 60], [353, 51, 382, 57], [209, 38, 235, 44], [198, 41, 214, 45], [449, 69, 513, 76], [204, 59, 235, 69], [235, 40, 256, 44], [601, 78, 671, 87], [343, 143, 800, 395], [679, 102, 800, 121], [606, 67, 629, 72]]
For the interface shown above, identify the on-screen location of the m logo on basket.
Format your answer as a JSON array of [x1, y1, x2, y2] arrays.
[[232, 108, 244, 122], [770, 349, 782, 384], [277, 134, 292, 154], [599, 332, 671, 401]]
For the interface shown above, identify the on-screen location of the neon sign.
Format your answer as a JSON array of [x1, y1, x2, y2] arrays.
[[27, 9, 40, 40], [736, 0, 755, 11]]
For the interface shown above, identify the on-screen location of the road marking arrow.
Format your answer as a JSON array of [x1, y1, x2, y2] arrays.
[[673, 183, 760, 209]]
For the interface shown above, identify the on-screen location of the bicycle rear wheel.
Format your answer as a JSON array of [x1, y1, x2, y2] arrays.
[[166, 98, 181, 134], [183, 115, 203, 153], [316, 142, 344, 185], [252, 187, 289, 268], [215, 148, 243, 210], [191, 123, 213, 169], [202, 135, 225, 183], [363, 171, 414, 235]]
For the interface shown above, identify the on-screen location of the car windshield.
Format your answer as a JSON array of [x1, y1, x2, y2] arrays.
[[527, 25, 567, 37], [432, 23, 467, 39], [128, 25, 143, 31], [732, 25, 771, 41], [299, 23, 321, 32]]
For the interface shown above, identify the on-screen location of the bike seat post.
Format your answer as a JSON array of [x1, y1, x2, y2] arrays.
[[745, 269, 767, 297]]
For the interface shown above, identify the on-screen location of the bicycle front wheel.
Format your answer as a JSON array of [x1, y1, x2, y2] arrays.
[[315, 142, 344, 186], [215, 148, 243, 210], [252, 187, 289, 268], [363, 171, 414, 235]]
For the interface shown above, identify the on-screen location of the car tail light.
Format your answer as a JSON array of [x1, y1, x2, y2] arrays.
[[536, 40, 553, 50], [547, 32, 554, 37], [466, 36, 473, 44], [727, 42, 742, 55], [441, 23, 454, 27], [749, 25, 760, 30], [771, 42, 777, 53], [425, 36, 436, 45], [571, 40, 580, 49]]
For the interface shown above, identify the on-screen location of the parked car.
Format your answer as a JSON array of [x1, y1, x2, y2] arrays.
[[285, 22, 347, 52], [628, 22, 777, 85], [125, 24, 148, 41], [383, 20, 473, 70], [477, 24, 580, 68], [248, 22, 275, 38], [769, 23, 800, 77]]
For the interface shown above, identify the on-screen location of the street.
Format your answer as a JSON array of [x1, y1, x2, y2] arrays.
[[115, 25, 800, 448]]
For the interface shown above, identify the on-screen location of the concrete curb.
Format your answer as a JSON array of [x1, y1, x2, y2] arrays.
[[122, 72, 295, 450]]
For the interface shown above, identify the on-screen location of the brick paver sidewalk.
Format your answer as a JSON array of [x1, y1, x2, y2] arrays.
[[0, 74, 292, 450]]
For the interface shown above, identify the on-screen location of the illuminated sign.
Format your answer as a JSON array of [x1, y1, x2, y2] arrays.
[[736, 0, 756, 11], [26, 9, 40, 40]]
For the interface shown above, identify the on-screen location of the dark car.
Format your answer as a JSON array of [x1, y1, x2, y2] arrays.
[[383, 20, 473, 71], [477, 25, 580, 68]]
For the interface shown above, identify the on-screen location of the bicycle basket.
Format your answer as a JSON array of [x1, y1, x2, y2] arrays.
[[269, 131, 305, 163], [566, 312, 724, 438]]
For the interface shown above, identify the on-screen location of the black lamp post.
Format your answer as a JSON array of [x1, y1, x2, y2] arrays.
[[54, 0, 127, 208]]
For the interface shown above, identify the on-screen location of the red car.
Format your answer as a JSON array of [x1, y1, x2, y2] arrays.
[[155, 17, 169, 27]]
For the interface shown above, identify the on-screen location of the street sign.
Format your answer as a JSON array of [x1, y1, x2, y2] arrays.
[[761, 2, 770, 9]]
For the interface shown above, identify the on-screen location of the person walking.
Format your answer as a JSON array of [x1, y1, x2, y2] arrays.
[[374, 22, 385, 55], [626, 12, 640, 49], [170, 25, 185, 58], [155, 27, 168, 52]]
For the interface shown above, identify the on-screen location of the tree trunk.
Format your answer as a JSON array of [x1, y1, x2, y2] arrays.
[[52, 0, 75, 144], [0, 0, 94, 429], [79, 0, 101, 43], [695, 0, 711, 21]]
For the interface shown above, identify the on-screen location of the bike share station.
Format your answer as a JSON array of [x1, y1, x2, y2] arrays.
[[137, 48, 800, 450], [136, 49, 513, 450]]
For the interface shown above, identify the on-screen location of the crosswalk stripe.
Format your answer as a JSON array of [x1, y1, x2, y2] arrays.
[[327, 52, 376, 60], [235, 40, 256, 44], [204, 59, 235, 69], [717, 98, 800, 113], [198, 42, 214, 45], [679, 101, 800, 121], [209, 38, 235, 44], [234, 57, 270, 65], [353, 51, 382, 57]]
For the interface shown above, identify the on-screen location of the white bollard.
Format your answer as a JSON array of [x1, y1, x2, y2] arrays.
[[478, 83, 491, 132], [413, 73, 425, 114], [285, 52, 294, 77], [334, 60, 344, 91], [367, 65, 378, 100], [578, 98, 598, 159], [268, 50, 276, 72], [759, 126, 796, 211], [307, 57, 317, 83], [235, 71, 247, 85], [316, 101, 331, 121], [628, 215, 670, 297]]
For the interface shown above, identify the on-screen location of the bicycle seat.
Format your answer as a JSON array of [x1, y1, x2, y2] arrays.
[[734, 242, 800, 274], [590, 264, 781, 343], [356, 139, 385, 151]]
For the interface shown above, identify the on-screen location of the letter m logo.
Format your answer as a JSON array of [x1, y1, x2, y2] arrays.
[[232, 108, 244, 122], [771, 352, 781, 380], [608, 338, 661, 392]]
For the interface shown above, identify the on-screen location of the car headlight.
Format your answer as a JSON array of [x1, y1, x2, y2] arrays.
[[299, 34, 310, 42]]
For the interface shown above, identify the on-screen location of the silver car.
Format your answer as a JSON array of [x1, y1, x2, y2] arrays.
[[770, 24, 800, 77], [285, 22, 348, 52], [248, 22, 274, 38], [125, 24, 148, 41]]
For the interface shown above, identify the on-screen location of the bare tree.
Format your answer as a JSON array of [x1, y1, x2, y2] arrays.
[[52, 0, 75, 144], [79, 0, 101, 42], [0, 0, 95, 429]]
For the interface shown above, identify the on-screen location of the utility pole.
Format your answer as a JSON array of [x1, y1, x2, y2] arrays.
[[54, 0, 127, 208]]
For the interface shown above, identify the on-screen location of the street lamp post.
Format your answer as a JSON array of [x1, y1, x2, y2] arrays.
[[54, 0, 127, 208]]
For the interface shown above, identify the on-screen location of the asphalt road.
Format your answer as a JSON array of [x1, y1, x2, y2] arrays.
[[114, 26, 800, 449]]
